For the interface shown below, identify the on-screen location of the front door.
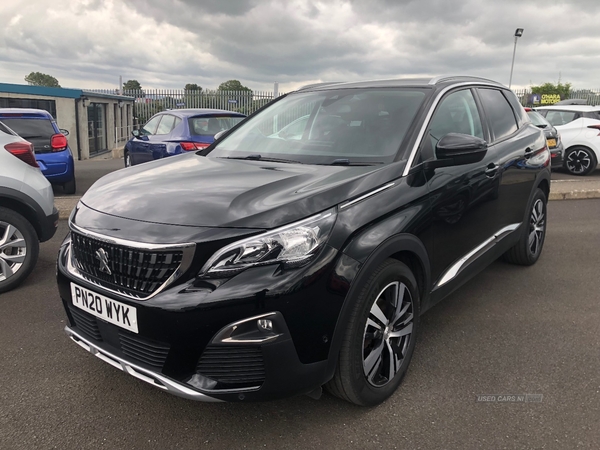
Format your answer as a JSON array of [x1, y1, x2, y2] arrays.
[[88, 103, 107, 156]]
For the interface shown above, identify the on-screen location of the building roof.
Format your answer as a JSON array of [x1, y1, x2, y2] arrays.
[[0, 83, 134, 101]]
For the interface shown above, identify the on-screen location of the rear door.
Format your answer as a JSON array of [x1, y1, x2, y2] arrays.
[[146, 114, 180, 160]]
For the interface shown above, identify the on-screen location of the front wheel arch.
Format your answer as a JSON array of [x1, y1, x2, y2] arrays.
[[325, 234, 431, 382]]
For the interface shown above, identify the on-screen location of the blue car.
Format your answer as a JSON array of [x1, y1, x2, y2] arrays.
[[125, 109, 246, 167], [0, 108, 76, 194]]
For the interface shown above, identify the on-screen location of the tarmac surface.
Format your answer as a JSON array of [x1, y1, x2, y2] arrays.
[[52, 157, 600, 218]]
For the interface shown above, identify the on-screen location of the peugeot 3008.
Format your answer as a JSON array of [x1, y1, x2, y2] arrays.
[[57, 77, 550, 406]]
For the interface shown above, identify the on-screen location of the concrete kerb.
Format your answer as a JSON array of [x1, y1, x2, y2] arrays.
[[54, 180, 600, 220]]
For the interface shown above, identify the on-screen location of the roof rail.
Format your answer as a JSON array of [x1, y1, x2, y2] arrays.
[[296, 82, 343, 91], [428, 75, 501, 85]]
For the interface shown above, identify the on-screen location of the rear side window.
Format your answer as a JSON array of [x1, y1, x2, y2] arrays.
[[544, 110, 578, 126], [504, 91, 529, 126], [477, 89, 518, 141], [527, 111, 551, 127]]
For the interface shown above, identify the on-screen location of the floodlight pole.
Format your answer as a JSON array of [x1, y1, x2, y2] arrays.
[[509, 28, 524, 88]]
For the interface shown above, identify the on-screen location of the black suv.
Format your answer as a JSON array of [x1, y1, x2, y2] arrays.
[[57, 77, 550, 406]]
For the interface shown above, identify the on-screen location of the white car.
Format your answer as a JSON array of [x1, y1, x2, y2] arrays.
[[536, 105, 600, 175], [0, 121, 58, 293]]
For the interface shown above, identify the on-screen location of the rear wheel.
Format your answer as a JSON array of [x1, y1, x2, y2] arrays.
[[0, 207, 39, 293], [326, 259, 419, 406], [564, 146, 597, 176], [63, 177, 76, 195], [504, 188, 547, 266]]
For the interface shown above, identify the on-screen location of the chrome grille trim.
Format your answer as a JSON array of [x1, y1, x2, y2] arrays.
[[66, 225, 195, 301]]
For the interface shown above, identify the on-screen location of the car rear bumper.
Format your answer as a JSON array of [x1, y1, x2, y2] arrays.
[[549, 143, 564, 168], [36, 150, 75, 183], [39, 207, 59, 242]]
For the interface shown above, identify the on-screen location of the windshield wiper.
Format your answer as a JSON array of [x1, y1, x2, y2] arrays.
[[223, 154, 302, 164], [326, 159, 384, 166]]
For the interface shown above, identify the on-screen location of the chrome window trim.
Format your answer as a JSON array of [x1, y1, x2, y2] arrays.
[[402, 81, 502, 177], [339, 182, 396, 210], [435, 223, 521, 288]]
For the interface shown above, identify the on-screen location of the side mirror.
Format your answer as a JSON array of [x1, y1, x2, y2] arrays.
[[534, 124, 548, 129], [131, 129, 140, 138], [429, 133, 488, 168], [60, 128, 69, 136], [214, 130, 227, 141]]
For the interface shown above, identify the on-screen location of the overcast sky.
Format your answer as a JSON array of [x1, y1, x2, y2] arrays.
[[1, 0, 599, 93]]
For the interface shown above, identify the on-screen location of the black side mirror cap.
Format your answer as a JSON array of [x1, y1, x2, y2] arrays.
[[131, 129, 140, 138], [59, 128, 69, 136], [432, 133, 488, 167]]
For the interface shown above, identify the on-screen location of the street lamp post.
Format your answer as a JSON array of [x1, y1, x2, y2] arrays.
[[509, 28, 524, 88]]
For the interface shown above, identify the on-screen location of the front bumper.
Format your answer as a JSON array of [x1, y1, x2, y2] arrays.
[[57, 236, 348, 402]]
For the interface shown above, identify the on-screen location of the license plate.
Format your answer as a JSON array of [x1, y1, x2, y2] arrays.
[[546, 138, 556, 148], [70, 283, 138, 333]]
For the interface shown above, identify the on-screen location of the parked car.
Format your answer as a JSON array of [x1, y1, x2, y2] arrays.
[[536, 105, 600, 175], [0, 109, 76, 194], [124, 109, 246, 167], [524, 107, 564, 167], [0, 122, 58, 293], [57, 76, 550, 406]]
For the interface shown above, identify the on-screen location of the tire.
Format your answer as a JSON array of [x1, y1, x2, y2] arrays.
[[326, 259, 420, 406], [0, 207, 40, 294], [503, 188, 547, 266], [124, 151, 132, 168], [63, 177, 76, 195], [564, 146, 597, 176]]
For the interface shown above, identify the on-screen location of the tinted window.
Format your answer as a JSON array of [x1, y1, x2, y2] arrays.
[[156, 115, 176, 135], [210, 89, 427, 165], [141, 115, 162, 135], [544, 110, 578, 126], [477, 89, 518, 141], [0, 118, 55, 139], [504, 91, 529, 126], [189, 116, 245, 137]]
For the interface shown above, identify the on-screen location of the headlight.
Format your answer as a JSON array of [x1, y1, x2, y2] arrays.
[[200, 208, 337, 277]]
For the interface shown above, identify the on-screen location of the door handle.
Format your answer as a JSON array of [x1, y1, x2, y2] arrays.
[[485, 163, 499, 177]]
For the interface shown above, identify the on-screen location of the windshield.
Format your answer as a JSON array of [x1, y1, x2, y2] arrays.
[[207, 88, 427, 165]]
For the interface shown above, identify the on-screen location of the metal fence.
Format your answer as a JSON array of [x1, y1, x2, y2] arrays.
[[87, 89, 277, 126], [87, 87, 600, 128]]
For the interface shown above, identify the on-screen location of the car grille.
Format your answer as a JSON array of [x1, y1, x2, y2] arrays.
[[70, 307, 102, 341], [196, 345, 266, 388], [118, 332, 171, 369], [70, 231, 188, 299]]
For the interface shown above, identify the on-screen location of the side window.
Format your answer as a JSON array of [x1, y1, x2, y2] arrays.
[[140, 115, 162, 136], [155, 114, 176, 135], [418, 89, 483, 162], [504, 90, 529, 126], [173, 117, 182, 130], [544, 110, 578, 126], [477, 89, 518, 141]]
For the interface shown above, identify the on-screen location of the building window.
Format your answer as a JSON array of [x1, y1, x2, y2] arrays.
[[0, 98, 57, 118]]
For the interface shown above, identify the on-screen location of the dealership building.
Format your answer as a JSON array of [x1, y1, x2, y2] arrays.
[[0, 83, 134, 159]]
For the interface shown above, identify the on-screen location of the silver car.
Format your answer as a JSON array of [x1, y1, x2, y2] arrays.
[[0, 121, 58, 293]]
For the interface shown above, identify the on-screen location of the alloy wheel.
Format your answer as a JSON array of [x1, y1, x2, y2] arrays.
[[363, 281, 414, 387], [566, 149, 591, 174], [529, 199, 545, 256], [0, 221, 27, 282]]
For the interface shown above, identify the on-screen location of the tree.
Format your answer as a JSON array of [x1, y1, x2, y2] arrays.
[[218, 80, 252, 92], [217, 80, 252, 112], [184, 83, 202, 91], [530, 81, 572, 105], [24, 72, 60, 88], [123, 79, 142, 91]]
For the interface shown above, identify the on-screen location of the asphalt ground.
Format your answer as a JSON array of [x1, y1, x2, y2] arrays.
[[1, 199, 599, 449]]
